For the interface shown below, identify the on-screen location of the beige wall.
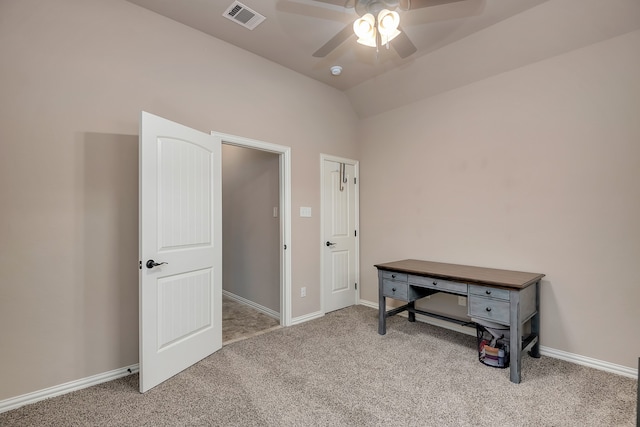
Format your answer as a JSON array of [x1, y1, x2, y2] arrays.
[[0, 0, 358, 400], [1, 0, 638, 406], [222, 145, 280, 313], [358, 29, 640, 369]]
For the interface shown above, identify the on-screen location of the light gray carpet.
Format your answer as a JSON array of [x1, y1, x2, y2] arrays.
[[222, 295, 280, 344], [1, 305, 637, 426]]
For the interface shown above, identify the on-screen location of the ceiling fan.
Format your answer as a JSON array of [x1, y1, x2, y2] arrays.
[[311, 0, 466, 59]]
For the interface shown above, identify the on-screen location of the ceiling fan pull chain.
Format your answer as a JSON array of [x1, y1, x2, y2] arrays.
[[376, 21, 381, 57]]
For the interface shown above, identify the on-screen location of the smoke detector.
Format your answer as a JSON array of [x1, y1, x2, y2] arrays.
[[330, 65, 343, 76]]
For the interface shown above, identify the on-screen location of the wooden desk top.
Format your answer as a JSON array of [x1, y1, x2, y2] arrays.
[[375, 259, 544, 289]]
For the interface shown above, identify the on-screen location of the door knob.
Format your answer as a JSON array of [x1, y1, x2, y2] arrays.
[[146, 259, 168, 269], [326, 241, 336, 247]]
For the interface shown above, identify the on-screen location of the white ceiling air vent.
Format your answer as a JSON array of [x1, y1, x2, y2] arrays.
[[222, 1, 266, 30]]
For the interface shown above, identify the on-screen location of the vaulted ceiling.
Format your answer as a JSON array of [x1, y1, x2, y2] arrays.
[[126, 0, 640, 117]]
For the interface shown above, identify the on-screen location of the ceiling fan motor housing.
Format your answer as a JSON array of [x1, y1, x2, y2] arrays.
[[355, 0, 400, 16]]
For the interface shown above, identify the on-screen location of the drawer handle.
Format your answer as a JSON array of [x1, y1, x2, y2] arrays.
[[485, 307, 492, 312], [485, 290, 492, 295], [432, 281, 437, 286], [392, 287, 396, 292], [391, 274, 396, 279]]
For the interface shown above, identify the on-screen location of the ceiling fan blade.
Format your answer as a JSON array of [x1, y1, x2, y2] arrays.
[[312, 24, 353, 57], [310, 0, 354, 7], [391, 27, 417, 58], [399, 0, 466, 10]]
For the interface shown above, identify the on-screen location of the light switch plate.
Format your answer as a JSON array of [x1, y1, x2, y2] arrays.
[[300, 206, 312, 217]]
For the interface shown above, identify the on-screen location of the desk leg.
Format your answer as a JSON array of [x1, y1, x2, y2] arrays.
[[378, 271, 386, 335], [529, 281, 541, 358], [408, 301, 416, 322], [378, 295, 387, 335], [509, 293, 522, 384], [529, 315, 541, 358]]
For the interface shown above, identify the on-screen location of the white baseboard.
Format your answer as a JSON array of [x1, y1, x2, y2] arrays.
[[357, 299, 378, 310], [290, 310, 324, 325], [0, 364, 139, 414], [359, 299, 639, 380], [539, 346, 638, 379], [223, 290, 280, 320]]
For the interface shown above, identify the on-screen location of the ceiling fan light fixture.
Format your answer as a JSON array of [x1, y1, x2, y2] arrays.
[[356, 35, 377, 47], [377, 9, 400, 36], [353, 13, 376, 40], [352, 8, 401, 50], [312, 0, 419, 59]]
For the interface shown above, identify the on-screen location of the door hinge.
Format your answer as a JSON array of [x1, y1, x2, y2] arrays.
[[354, 177, 357, 184], [354, 230, 357, 237], [284, 244, 287, 250], [139, 261, 142, 270], [355, 282, 358, 290]]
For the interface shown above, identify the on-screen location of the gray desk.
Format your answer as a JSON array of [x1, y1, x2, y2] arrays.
[[376, 259, 544, 384]]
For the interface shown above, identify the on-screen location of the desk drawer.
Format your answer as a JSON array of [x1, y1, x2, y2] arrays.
[[468, 296, 510, 325], [469, 284, 510, 301], [382, 280, 408, 301], [382, 271, 407, 282], [409, 275, 467, 295]]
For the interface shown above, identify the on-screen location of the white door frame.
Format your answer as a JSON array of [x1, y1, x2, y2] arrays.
[[320, 154, 360, 314], [213, 132, 292, 326]]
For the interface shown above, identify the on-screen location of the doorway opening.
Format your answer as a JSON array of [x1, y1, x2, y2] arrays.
[[216, 132, 292, 343]]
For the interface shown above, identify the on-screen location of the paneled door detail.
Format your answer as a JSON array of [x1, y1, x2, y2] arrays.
[[322, 158, 358, 313], [139, 111, 222, 393]]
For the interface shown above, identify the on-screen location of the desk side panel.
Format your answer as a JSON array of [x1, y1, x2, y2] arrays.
[[519, 283, 538, 321]]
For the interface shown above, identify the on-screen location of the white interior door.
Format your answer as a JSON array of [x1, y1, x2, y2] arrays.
[[139, 111, 222, 393], [322, 157, 358, 313]]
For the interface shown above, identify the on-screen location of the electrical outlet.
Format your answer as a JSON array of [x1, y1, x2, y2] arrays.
[[458, 296, 467, 306], [301, 287, 306, 297]]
